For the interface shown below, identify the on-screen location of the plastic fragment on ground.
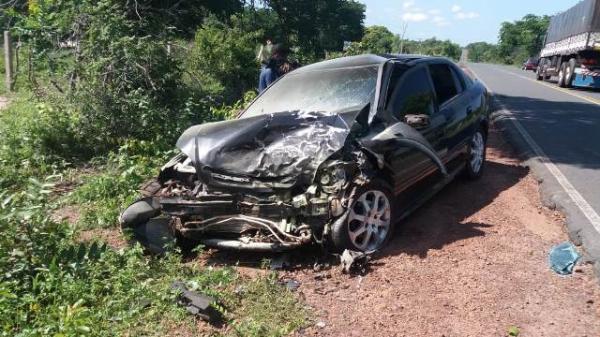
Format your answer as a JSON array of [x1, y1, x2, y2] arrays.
[[548, 242, 581, 275], [171, 281, 221, 323]]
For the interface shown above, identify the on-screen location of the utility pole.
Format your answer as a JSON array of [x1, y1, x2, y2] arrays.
[[399, 22, 408, 54], [4, 31, 13, 92]]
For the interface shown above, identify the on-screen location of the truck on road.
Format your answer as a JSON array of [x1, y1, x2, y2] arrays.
[[537, 0, 600, 89]]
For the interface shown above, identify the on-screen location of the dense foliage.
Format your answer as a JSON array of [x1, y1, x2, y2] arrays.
[[344, 25, 461, 60], [467, 14, 550, 64], [465, 42, 501, 63]]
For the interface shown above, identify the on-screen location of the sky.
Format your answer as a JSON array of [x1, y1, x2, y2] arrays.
[[359, 0, 582, 46]]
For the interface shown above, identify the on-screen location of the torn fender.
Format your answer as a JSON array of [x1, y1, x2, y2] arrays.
[[360, 121, 448, 176]]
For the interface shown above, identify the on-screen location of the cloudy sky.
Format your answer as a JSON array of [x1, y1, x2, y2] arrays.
[[358, 0, 582, 46]]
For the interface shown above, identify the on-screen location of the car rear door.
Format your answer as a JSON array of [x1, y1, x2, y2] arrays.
[[384, 64, 449, 193], [427, 62, 470, 164]]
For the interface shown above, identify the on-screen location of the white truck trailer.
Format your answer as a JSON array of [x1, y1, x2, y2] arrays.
[[537, 0, 600, 88]]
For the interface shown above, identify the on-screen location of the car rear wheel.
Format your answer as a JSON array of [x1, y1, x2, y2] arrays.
[[331, 180, 395, 253], [464, 129, 486, 179]]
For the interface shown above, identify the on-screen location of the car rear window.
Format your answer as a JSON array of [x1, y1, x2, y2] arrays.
[[386, 66, 436, 118], [428, 64, 459, 105]]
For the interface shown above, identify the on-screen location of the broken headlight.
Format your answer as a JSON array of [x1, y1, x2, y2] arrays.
[[318, 163, 347, 194]]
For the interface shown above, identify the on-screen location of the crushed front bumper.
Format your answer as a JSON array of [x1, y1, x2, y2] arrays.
[[156, 191, 334, 251]]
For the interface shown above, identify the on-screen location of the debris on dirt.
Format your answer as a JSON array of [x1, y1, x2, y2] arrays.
[[171, 281, 221, 323], [270, 253, 291, 270], [313, 272, 331, 281], [315, 321, 327, 329], [548, 242, 581, 275], [507, 326, 520, 336], [340, 249, 371, 274], [282, 279, 300, 292]]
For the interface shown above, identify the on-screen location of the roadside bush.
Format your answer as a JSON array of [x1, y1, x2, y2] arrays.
[[210, 90, 257, 120], [187, 17, 261, 104], [70, 140, 174, 229], [0, 94, 70, 190]]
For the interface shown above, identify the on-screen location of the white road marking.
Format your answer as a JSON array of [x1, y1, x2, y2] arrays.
[[493, 67, 600, 106], [473, 69, 600, 235]]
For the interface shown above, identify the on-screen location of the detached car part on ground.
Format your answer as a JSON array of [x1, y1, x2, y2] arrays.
[[120, 54, 491, 254]]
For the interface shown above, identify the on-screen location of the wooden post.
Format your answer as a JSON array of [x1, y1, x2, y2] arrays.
[[4, 31, 13, 92]]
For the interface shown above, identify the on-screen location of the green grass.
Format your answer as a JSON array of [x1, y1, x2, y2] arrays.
[[67, 142, 171, 229], [0, 91, 310, 337], [0, 92, 70, 190]]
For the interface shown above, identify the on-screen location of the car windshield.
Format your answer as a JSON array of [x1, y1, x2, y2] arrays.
[[242, 65, 379, 118]]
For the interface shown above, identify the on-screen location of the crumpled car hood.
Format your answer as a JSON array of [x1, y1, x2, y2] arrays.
[[176, 110, 360, 185]]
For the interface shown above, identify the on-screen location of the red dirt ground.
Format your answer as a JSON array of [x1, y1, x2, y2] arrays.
[[281, 127, 600, 337]]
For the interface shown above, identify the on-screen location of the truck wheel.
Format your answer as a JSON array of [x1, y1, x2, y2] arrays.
[[557, 63, 567, 87], [331, 179, 395, 253], [564, 58, 576, 88], [536, 61, 544, 81]]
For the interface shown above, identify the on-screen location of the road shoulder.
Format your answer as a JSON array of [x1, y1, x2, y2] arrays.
[[465, 64, 600, 278]]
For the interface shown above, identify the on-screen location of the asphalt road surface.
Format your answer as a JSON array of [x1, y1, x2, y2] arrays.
[[468, 63, 600, 264]]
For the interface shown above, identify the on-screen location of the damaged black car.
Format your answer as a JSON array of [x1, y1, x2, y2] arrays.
[[120, 54, 490, 254]]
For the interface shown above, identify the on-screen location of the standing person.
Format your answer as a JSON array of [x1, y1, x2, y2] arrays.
[[256, 39, 273, 69], [258, 44, 291, 93]]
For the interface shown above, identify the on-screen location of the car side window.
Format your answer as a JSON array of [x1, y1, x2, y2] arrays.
[[457, 66, 474, 88], [450, 66, 466, 92], [428, 64, 459, 105], [386, 66, 435, 119]]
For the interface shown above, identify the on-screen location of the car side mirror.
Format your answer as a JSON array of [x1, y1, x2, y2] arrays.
[[404, 114, 430, 129]]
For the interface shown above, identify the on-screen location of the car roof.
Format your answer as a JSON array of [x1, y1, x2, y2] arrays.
[[294, 53, 449, 73]]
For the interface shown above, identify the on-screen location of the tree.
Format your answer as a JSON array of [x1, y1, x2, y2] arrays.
[[260, 0, 365, 60], [360, 25, 395, 54], [466, 42, 500, 63], [398, 38, 461, 60], [188, 17, 261, 102], [498, 14, 549, 64]]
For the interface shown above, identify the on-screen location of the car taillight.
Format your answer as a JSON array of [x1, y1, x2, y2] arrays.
[[582, 59, 598, 66]]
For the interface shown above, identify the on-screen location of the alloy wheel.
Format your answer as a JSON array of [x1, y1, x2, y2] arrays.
[[470, 132, 485, 174], [347, 190, 391, 252]]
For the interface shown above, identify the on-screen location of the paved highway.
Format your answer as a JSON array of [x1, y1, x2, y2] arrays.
[[468, 63, 600, 264]]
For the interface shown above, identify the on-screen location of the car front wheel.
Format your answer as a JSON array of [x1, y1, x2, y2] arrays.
[[464, 129, 486, 179], [331, 180, 395, 253]]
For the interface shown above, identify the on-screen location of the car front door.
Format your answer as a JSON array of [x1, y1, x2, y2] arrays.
[[383, 64, 449, 194], [427, 62, 470, 163]]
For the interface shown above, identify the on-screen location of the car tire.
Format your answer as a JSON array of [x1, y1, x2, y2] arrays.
[[331, 179, 395, 253], [565, 58, 576, 88], [128, 218, 177, 255], [464, 128, 487, 179]]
